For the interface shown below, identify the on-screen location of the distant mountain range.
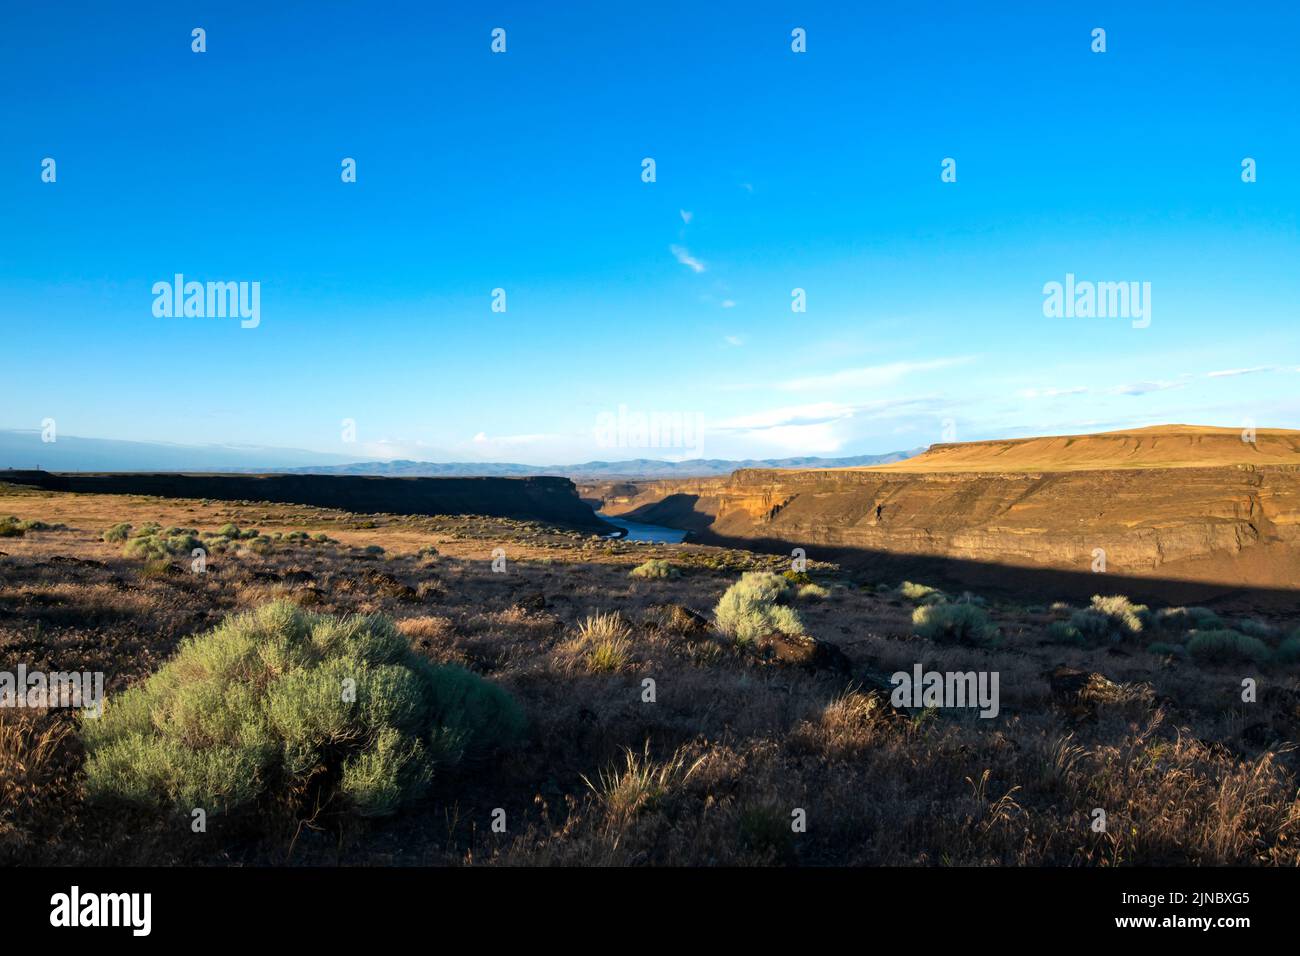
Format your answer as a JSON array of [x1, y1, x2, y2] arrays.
[[273, 452, 924, 479], [0, 430, 364, 473], [0, 429, 923, 478]]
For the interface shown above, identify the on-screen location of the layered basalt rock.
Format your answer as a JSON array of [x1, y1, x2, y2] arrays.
[[597, 427, 1300, 591], [3, 471, 615, 533]]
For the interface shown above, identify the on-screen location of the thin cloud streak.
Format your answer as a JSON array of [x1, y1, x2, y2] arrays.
[[669, 244, 706, 273], [776, 357, 974, 392], [1207, 366, 1275, 378]]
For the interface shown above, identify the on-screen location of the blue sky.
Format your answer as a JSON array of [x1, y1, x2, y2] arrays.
[[2, 1, 1297, 465]]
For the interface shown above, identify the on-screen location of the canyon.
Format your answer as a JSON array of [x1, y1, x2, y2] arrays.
[[585, 426, 1300, 601]]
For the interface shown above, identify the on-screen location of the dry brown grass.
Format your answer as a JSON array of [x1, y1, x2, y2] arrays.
[[2, 483, 1298, 866], [562, 612, 634, 673], [1076, 717, 1300, 865], [0, 712, 80, 861], [581, 741, 706, 831], [397, 615, 455, 642], [789, 689, 884, 760]]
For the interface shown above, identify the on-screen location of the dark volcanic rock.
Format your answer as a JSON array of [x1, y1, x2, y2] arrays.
[[512, 590, 547, 611], [1045, 665, 1142, 722], [650, 603, 711, 635], [1047, 665, 1109, 702], [47, 555, 108, 569], [1241, 722, 1273, 747], [415, 581, 444, 603], [755, 632, 852, 674], [366, 572, 417, 601], [3, 470, 615, 533]]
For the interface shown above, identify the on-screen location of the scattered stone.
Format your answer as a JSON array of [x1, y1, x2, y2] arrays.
[[366, 571, 417, 601], [1044, 665, 1148, 722], [47, 555, 108, 569], [651, 603, 711, 635], [293, 586, 325, 606], [1048, 666, 1105, 699], [416, 580, 444, 603], [856, 668, 901, 697], [512, 590, 547, 611], [754, 632, 852, 674], [1241, 722, 1273, 747]]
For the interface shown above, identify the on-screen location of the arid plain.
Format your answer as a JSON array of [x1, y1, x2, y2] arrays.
[[3, 426, 1299, 867]]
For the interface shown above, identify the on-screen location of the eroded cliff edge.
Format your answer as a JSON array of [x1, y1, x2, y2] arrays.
[[4, 471, 616, 533], [590, 427, 1300, 594]]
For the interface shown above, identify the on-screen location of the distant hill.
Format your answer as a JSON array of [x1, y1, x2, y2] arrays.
[[0, 430, 361, 472], [3, 470, 613, 532], [274, 452, 925, 479], [0, 429, 922, 478], [864, 424, 1300, 473]]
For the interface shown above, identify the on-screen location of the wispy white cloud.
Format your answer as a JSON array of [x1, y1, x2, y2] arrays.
[[724, 334, 744, 346], [679, 209, 692, 224], [715, 402, 856, 432], [1206, 366, 1275, 378], [776, 356, 973, 392], [470, 431, 553, 446], [711, 402, 855, 454], [669, 244, 706, 274], [703, 396, 953, 457], [1019, 385, 1090, 399], [1110, 380, 1186, 396], [720, 299, 736, 309]]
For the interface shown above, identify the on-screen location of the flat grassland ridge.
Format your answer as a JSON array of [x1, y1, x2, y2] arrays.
[[860, 425, 1300, 473], [2, 480, 1299, 866]]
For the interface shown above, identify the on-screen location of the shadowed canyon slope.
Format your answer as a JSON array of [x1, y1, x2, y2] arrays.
[[590, 426, 1300, 596], [2, 471, 615, 533]]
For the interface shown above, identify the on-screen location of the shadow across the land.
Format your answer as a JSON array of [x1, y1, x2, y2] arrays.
[[1, 470, 617, 534], [617, 493, 715, 533], [689, 530, 1300, 613]]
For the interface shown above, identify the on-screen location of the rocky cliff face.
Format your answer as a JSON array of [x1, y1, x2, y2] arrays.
[[599, 429, 1300, 592], [579, 477, 728, 532], [5, 471, 615, 533], [697, 466, 1300, 583]]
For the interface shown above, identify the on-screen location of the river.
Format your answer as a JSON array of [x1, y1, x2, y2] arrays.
[[598, 513, 690, 543]]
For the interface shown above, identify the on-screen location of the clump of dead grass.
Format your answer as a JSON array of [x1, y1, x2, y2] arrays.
[[789, 689, 884, 760], [581, 741, 705, 830], [563, 612, 634, 673], [0, 713, 80, 861], [397, 616, 456, 642]]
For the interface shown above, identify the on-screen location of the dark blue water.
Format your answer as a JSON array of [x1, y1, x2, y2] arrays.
[[599, 513, 689, 543]]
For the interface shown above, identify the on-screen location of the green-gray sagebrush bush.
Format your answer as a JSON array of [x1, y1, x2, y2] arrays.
[[629, 559, 680, 580], [1048, 594, 1150, 645], [81, 602, 526, 819], [1185, 629, 1272, 666], [713, 571, 806, 645], [912, 602, 997, 645]]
